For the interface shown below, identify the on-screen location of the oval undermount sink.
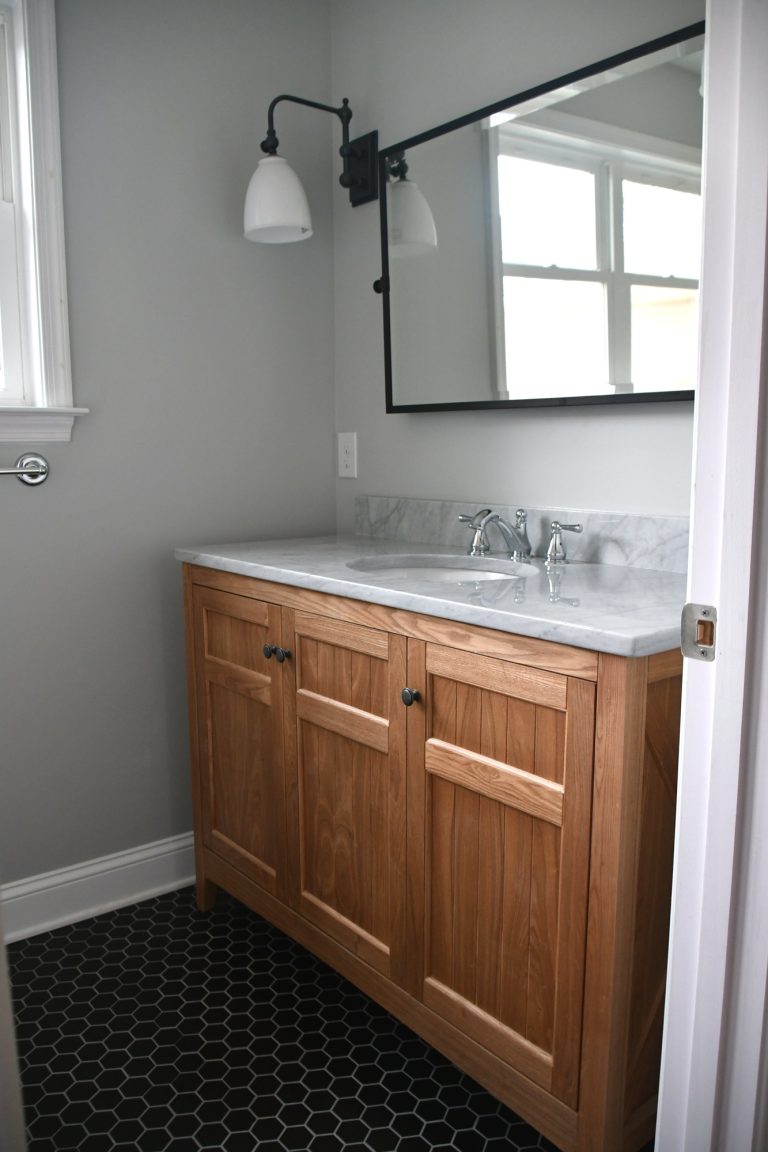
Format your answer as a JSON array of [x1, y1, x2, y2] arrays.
[[346, 554, 531, 583]]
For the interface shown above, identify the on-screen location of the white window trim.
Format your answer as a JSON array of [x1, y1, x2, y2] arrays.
[[0, 0, 86, 442], [487, 113, 702, 400]]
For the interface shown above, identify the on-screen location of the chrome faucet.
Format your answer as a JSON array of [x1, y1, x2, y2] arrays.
[[458, 508, 532, 562]]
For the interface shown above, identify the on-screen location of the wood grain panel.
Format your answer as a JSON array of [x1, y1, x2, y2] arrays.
[[205, 658, 271, 704], [428, 646, 567, 710], [317, 636, 335, 702], [430, 675, 457, 744], [420, 667, 594, 1110], [187, 565, 598, 680], [197, 585, 270, 626], [534, 707, 566, 785], [526, 822, 559, 1052], [423, 978, 554, 1092], [290, 622, 407, 984], [298, 723, 333, 905], [548, 676, 595, 1105], [204, 680, 280, 893], [499, 807, 533, 1035], [452, 786, 480, 1003], [624, 672, 681, 1124], [507, 697, 537, 775], [370, 654, 388, 720], [647, 649, 683, 683], [457, 681, 482, 754], [580, 654, 648, 1149], [351, 651, 371, 714], [193, 586, 286, 901], [298, 636, 318, 695], [475, 797, 505, 1018], [334, 643, 352, 706], [425, 739, 564, 826], [296, 689, 389, 754], [298, 726, 391, 946], [428, 776, 455, 990], [481, 690, 509, 762], [329, 729, 361, 927], [294, 611, 389, 659]]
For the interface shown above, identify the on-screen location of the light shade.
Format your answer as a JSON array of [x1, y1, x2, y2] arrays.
[[244, 155, 313, 243], [388, 178, 437, 256]]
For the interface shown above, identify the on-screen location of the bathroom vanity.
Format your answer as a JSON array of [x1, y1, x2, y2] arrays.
[[178, 533, 685, 1152]]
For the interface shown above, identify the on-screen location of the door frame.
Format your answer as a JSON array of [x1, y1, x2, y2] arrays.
[[656, 0, 768, 1147]]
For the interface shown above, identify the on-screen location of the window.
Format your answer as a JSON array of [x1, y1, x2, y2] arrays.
[[0, 0, 85, 441], [489, 118, 702, 401]]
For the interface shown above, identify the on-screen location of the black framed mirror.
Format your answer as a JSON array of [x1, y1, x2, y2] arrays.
[[377, 22, 705, 413]]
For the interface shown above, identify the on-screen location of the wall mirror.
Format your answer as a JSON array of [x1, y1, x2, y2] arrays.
[[377, 23, 705, 412]]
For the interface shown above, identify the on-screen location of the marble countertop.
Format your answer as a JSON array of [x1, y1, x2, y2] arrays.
[[175, 535, 687, 657]]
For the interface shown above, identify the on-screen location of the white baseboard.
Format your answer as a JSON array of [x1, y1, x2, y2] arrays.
[[1, 833, 195, 943]]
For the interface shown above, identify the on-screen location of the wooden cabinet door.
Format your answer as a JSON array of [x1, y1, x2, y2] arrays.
[[192, 585, 287, 898], [284, 610, 407, 984], [409, 641, 595, 1108]]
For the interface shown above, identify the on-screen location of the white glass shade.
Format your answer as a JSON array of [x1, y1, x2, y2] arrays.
[[388, 178, 437, 256], [244, 155, 313, 243]]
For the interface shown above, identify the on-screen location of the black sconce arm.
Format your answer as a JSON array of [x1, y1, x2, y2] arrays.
[[260, 93, 377, 206]]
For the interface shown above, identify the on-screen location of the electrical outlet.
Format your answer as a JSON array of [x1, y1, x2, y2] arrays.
[[337, 432, 358, 478]]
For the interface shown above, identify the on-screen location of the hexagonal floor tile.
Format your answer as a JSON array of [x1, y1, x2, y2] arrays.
[[8, 887, 654, 1152]]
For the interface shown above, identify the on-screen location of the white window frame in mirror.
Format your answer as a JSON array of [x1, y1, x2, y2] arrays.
[[487, 113, 702, 402], [0, 0, 86, 442]]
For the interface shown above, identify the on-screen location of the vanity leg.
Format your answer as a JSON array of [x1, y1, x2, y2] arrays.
[[195, 874, 217, 911]]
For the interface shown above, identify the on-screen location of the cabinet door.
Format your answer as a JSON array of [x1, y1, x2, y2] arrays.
[[409, 641, 595, 1108], [285, 610, 407, 984], [192, 585, 287, 898]]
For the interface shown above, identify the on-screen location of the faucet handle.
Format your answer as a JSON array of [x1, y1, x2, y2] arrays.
[[458, 508, 492, 528], [546, 520, 582, 564], [458, 508, 492, 555]]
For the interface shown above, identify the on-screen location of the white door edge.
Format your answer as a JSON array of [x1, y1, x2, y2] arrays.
[[657, 0, 768, 1148]]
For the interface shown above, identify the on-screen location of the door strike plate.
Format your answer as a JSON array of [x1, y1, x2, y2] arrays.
[[681, 602, 717, 662]]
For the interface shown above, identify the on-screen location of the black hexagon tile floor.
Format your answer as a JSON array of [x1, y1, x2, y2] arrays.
[[7, 888, 573, 1151]]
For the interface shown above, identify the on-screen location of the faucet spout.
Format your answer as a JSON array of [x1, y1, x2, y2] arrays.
[[483, 512, 532, 562]]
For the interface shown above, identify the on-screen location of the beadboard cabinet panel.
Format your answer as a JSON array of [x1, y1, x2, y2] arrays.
[[413, 643, 595, 1107], [191, 585, 288, 899], [284, 611, 408, 983]]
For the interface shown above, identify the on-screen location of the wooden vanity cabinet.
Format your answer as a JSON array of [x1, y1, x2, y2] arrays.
[[183, 563, 682, 1152]]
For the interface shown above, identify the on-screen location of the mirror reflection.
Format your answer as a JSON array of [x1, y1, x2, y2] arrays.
[[380, 26, 704, 411]]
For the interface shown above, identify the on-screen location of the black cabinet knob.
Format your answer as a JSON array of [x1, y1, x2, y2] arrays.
[[401, 688, 421, 707], [263, 644, 292, 662]]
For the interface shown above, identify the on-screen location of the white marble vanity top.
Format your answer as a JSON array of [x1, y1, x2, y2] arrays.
[[175, 535, 686, 658]]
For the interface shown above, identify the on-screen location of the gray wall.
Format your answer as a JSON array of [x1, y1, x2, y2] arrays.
[[0, 0, 337, 884], [1, 0, 706, 887], [330, 0, 706, 529]]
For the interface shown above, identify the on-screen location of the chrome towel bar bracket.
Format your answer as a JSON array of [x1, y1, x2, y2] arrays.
[[0, 453, 49, 486]]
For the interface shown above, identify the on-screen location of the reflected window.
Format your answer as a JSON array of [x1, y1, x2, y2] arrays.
[[491, 123, 701, 400]]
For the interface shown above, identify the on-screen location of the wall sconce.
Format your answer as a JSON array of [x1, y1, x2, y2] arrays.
[[386, 152, 438, 256], [244, 94, 378, 243]]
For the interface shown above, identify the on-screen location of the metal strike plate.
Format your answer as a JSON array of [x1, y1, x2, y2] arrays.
[[681, 602, 717, 662]]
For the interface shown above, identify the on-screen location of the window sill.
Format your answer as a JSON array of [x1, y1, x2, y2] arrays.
[[0, 407, 90, 443]]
